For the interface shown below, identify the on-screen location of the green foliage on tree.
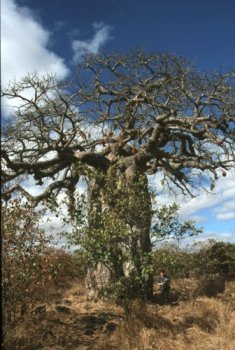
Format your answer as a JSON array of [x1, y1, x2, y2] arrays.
[[151, 203, 202, 243], [62, 175, 201, 300], [62, 170, 152, 299]]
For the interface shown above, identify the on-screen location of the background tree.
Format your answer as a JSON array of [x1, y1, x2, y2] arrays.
[[192, 240, 235, 277], [2, 51, 235, 299], [153, 240, 235, 279]]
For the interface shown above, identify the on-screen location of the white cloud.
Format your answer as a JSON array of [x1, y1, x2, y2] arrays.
[[72, 22, 113, 63], [1, 0, 69, 115], [1, 0, 69, 87], [180, 230, 235, 247], [195, 230, 235, 243], [216, 212, 235, 221], [2, 2, 113, 116], [179, 192, 221, 219]]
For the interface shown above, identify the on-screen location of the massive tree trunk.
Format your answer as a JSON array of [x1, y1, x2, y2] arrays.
[[86, 161, 153, 300]]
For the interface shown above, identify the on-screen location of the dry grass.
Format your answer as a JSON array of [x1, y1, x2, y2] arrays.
[[3, 280, 235, 350], [97, 280, 235, 350]]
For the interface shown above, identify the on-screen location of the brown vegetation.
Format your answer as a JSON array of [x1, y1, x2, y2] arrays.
[[3, 277, 235, 350], [3, 204, 235, 349]]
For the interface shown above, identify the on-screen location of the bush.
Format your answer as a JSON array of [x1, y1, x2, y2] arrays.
[[41, 247, 86, 288], [2, 199, 87, 349], [2, 200, 52, 328]]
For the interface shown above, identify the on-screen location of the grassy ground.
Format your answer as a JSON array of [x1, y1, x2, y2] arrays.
[[3, 278, 235, 350]]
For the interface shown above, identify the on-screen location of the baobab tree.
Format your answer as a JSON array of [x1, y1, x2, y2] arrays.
[[2, 51, 235, 299]]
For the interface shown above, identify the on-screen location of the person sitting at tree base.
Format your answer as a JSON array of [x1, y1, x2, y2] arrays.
[[157, 269, 170, 305]]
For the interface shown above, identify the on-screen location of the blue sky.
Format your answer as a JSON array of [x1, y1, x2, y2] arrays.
[[2, 0, 235, 244], [15, 0, 235, 70]]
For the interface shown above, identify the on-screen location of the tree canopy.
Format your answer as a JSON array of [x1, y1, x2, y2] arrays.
[[2, 51, 235, 204]]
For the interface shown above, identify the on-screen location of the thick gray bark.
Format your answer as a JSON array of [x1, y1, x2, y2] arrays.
[[86, 162, 153, 300]]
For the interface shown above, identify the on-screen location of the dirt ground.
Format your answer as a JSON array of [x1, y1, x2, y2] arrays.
[[3, 278, 235, 350]]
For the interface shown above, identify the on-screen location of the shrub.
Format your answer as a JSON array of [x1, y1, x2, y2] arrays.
[[2, 200, 52, 329]]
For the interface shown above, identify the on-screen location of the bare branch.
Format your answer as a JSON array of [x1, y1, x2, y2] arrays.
[[1, 52, 235, 202]]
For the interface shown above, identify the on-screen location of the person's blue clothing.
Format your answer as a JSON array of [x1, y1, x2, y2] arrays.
[[156, 274, 170, 304], [159, 274, 170, 293]]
